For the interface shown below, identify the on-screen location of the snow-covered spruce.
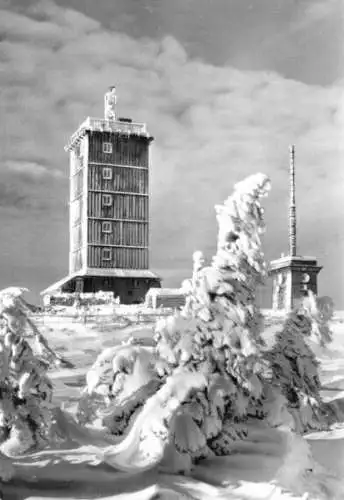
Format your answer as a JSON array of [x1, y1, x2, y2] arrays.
[[0, 287, 74, 463], [263, 291, 335, 433], [154, 173, 271, 459], [77, 343, 166, 429]]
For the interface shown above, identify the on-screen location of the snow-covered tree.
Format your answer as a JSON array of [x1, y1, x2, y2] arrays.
[[153, 173, 271, 459], [264, 290, 334, 433], [0, 288, 73, 462]]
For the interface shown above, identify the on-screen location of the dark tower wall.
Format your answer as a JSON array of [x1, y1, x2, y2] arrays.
[[88, 131, 149, 166], [86, 131, 152, 271]]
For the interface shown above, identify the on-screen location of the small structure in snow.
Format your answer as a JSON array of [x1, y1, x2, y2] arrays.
[[145, 288, 186, 310]]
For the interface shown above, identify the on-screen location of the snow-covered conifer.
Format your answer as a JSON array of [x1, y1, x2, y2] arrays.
[[0, 288, 73, 460]]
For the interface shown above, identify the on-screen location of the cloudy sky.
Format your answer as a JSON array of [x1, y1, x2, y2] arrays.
[[0, 0, 343, 306]]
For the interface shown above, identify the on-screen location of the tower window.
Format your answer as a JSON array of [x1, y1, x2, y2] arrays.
[[102, 248, 112, 261], [102, 194, 112, 206], [103, 142, 113, 154], [102, 221, 112, 233], [102, 167, 112, 179]]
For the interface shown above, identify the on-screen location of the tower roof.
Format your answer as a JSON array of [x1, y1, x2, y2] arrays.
[[269, 255, 322, 275], [64, 117, 153, 152], [65, 87, 153, 151]]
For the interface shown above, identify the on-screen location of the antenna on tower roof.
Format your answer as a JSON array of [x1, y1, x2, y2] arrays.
[[289, 144, 297, 257], [104, 86, 117, 121]]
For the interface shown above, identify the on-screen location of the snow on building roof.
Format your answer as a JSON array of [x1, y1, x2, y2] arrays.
[[83, 268, 160, 279], [65, 117, 152, 152], [146, 288, 185, 297], [41, 269, 161, 296], [40, 274, 77, 296]]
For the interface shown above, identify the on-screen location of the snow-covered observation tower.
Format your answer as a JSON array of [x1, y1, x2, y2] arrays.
[[269, 145, 322, 311], [41, 87, 161, 304]]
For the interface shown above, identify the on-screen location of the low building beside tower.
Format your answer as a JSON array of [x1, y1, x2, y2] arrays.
[[270, 255, 322, 311]]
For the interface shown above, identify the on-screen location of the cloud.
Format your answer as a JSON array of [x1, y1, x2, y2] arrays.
[[299, 0, 341, 28], [4, 160, 63, 179], [0, 183, 28, 209], [0, 1, 343, 305]]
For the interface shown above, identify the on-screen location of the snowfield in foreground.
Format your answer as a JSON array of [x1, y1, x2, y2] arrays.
[[1, 315, 344, 500]]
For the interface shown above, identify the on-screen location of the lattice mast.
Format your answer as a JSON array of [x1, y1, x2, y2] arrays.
[[289, 144, 297, 257]]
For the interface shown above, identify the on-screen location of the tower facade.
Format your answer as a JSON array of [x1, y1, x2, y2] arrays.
[[42, 88, 161, 304], [269, 146, 322, 311]]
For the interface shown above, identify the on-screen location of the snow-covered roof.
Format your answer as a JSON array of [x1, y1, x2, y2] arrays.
[[40, 274, 78, 296], [65, 117, 152, 152], [83, 268, 160, 280], [41, 269, 161, 296], [146, 288, 185, 297]]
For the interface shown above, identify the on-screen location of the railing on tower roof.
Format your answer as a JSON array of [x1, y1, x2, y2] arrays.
[[64, 117, 152, 152]]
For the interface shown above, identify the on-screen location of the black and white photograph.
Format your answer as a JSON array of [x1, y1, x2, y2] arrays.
[[0, 1, 343, 498]]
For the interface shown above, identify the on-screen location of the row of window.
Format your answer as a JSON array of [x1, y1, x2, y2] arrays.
[[94, 138, 149, 168], [102, 141, 137, 155], [100, 248, 147, 262], [95, 167, 147, 197], [100, 166, 146, 181], [99, 221, 146, 234], [100, 194, 147, 207]]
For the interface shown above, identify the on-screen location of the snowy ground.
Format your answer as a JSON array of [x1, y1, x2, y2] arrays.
[[2, 314, 344, 500]]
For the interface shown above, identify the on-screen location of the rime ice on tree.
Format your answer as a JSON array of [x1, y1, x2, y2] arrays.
[[0, 288, 73, 463]]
